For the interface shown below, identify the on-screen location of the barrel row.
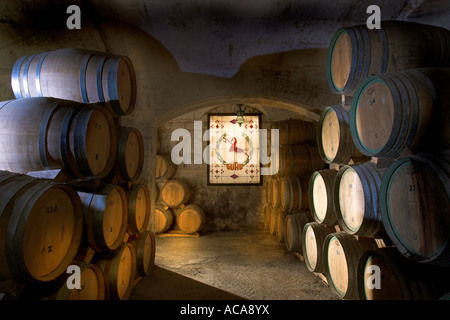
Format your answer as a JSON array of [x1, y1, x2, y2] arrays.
[[0, 97, 145, 183], [0, 170, 155, 300]]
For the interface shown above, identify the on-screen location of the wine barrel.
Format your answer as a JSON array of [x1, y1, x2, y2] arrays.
[[154, 204, 174, 234], [334, 162, 385, 237], [350, 68, 450, 158], [176, 204, 206, 234], [309, 169, 338, 225], [11, 48, 136, 116], [323, 232, 378, 299], [271, 178, 281, 208], [284, 210, 313, 253], [275, 209, 287, 243], [126, 184, 150, 235], [77, 184, 128, 252], [302, 222, 336, 273], [327, 21, 450, 95], [357, 247, 450, 300], [116, 127, 144, 182], [279, 175, 309, 212], [317, 105, 368, 164], [160, 179, 191, 208], [96, 242, 137, 300], [155, 154, 177, 182], [270, 120, 317, 145], [19, 263, 106, 300], [0, 171, 83, 282], [0, 97, 117, 179], [380, 152, 450, 266], [131, 231, 156, 277], [278, 145, 325, 178]]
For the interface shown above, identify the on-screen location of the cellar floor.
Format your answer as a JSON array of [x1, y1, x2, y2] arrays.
[[130, 230, 338, 300]]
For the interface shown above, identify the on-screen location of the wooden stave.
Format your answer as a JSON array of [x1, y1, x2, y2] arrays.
[[271, 120, 317, 145], [309, 169, 338, 226], [317, 105, 368, 164], [0, 171, 83, 283], [126, 184, 150, 235], [11, 48, 137, 116], [277, 145, 326, 178], [176, 204, 206, 234], [77, 184, 128, 253], [271, 178, 281, 208], [269, 207, 278, 236], [302, 222, 336, 273], [280, 175, 309, 212], [323, 232, 378, 300], [116, 126, 144, 183], [327, 21, 450, 95], [334, 162, 385, 237], [379, 153, 450, 266], [154, 204, 174, 234], [350, 68, 450, 158]]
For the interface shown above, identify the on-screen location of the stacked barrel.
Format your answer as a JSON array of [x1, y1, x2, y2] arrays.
[[297, 20, 450, 300], [0, 49, 155, 300], [263, 119, 324, 250], [154, 153, 206, 235]]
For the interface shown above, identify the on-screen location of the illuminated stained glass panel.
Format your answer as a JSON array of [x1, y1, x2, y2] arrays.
[[208, 114, 261, 185]]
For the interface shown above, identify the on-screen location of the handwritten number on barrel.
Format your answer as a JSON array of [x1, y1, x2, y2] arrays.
[[409, 185, 416, 192]]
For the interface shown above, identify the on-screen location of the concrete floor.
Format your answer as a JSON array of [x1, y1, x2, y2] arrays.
[[130, 230, 338, 300]]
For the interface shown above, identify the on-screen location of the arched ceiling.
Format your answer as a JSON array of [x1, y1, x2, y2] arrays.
[[87, 0, 450, 77]]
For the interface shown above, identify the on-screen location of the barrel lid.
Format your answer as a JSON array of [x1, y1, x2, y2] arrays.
[[351, 77, 395, 156], [321, 108, 341, 161], [380, 157, 450, 261]]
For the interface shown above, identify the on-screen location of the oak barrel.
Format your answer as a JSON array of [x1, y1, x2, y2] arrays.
[[309, 169, 338, 225], [0, 171, 83, 282], [265, 178, 274, 206], [155, 154, 177, 182], [116, 127, 144, 182], [277, 145, 325, 178], [301, 222, 336, 273], [279, 175, 309, 212], [270, 120, 317, 145], [19, 263, 106, 300], [263, 205, 270, 231], [350, 68, 450, 158], [357, 247, 450, 300], [176, 204, 206, 234], [334, 162, 385, 237], [154, 204, 174, 234], [284, 210, 313, 253], [327, 21, 450, 95], [0, 97, 117, 179], [379, 152, 450, 266], [77, 184, 128, 252], [126, 184, 150, 235], [160, 179, 191, 208], [323, 232, 378, 299], [131, 231, 156, 277], [96, 242, 137, 300], [317, 105, 368, 164], [11, 48, 137, 116]]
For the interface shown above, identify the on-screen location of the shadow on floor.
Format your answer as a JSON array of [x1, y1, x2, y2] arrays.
[[130, 266, 244, 300]]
